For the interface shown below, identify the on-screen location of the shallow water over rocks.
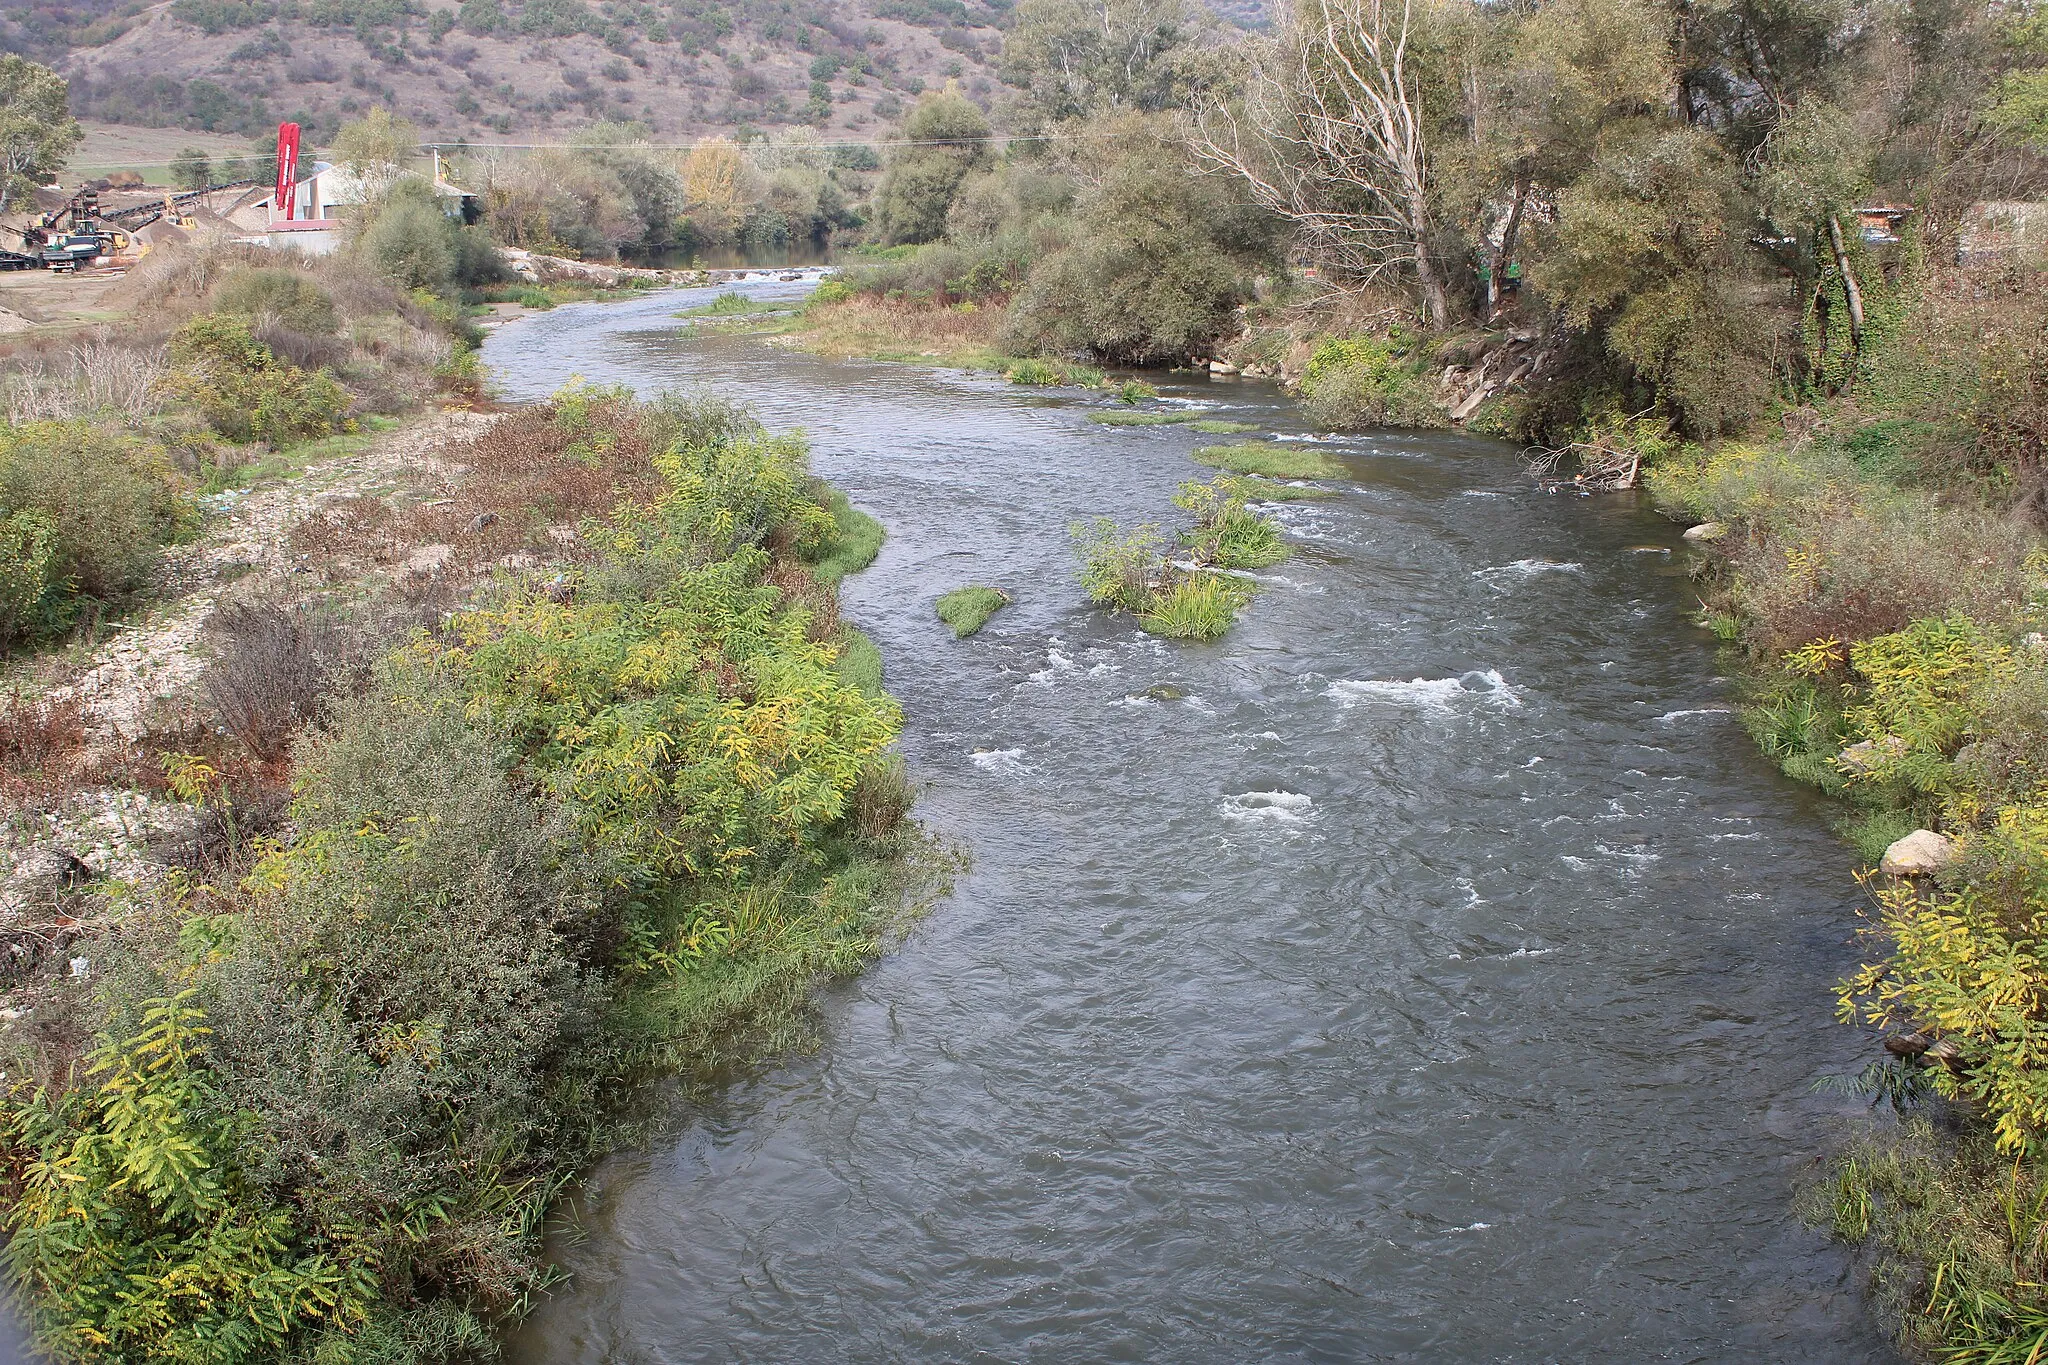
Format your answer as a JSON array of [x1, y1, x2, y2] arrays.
[[484, 287, 1896, 1362]]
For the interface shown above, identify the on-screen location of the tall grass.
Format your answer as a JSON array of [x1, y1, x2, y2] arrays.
[[1237, 476, 1336, 500], [1137, 573, 1251, 640], [680, 291, 787, 319], [1004, 357, 1107, 388], [3, 338, 167, 424], [1810, 1120, 2048, 1363], [1089, 410, 1196, 426]]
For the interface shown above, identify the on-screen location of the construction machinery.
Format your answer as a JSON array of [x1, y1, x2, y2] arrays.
[[2, 181, 255, 272]]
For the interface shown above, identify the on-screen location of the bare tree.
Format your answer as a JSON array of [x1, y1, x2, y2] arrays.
[[1195, 0, 1445, 328]]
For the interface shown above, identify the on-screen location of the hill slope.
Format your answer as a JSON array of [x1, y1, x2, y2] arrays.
[[10, 0, 1011, 146]]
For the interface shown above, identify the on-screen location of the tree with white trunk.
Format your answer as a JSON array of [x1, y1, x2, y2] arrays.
[[1196, 0, 1446, 328]]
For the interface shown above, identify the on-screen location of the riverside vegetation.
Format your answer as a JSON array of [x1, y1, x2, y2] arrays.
[[4, 0, 2048, 1349], [0, 91, 935, 1363], [0, 369, 931, 1360], [935, 585, 1009, 637]]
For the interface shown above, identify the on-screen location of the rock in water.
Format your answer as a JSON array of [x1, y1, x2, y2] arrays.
[[1881, 829, 1955, 877], [1681, 521, 1729, 543]]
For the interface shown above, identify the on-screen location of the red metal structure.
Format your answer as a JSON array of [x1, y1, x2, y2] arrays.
[[275, 122, 301, 221]]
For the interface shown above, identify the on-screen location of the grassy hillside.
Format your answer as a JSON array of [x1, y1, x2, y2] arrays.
[[8, 0, 1009, 145]]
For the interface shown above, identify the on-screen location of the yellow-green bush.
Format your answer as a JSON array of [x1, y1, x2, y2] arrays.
[[1840, 806, 2048, 1154], [0, 508, 62, 649], [0, 389, 923, 1362], [1300, 335, 1443, 429], [2, 993, 374, 1364], [1839, 616, 2018, 803], [159, 314, 349, 446], [0, 421, 195, 647]]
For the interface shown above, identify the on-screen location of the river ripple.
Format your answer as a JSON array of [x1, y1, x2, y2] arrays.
[[484, 285, 1896, 1363]]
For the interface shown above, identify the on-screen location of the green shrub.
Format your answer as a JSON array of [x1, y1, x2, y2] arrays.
[[0, 421, 194, 636], [356, 180, 503, 296], [1138, 572, 1251, 640], [872, 91, 992, 245], [1192, 441, 1343, 480], [839, 238, 1028, 306], [194, 686, 614, 1323], [161, 314, 349, 445], [1175, 476, 1288, 570], [1300, 335, 1443, 429], [936, 584, 1008, 637], [998, 155, 1281, 366], [808, 277, 854, 307], [435, 440, 900, 880], [1, 387, 932, 1360], [208, 267, 339, 335], [0, 508, 64, 649], [1071, 517, 1164, 613], [3, 992, 375, 1364], [1645, 440, 1861, 529]]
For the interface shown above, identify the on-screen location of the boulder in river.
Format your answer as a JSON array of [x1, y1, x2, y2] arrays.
[[1681, 521, 1728, 543], [1881, 829, 1955, 877]]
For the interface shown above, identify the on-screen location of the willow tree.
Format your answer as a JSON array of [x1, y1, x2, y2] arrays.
[[1197, 0, 1445, 327], [1000, 0, 1198, 126], [874, 89, 992, 245], [0, 57, 79, 216]]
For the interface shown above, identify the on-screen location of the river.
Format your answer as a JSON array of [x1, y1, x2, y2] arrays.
[[483, 285, 1896, 1362]]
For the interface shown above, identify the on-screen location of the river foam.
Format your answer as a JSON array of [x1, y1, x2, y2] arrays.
[[1219, 790, 1315, 824], [1328, 668, 1521, 711], [970, 747, 1033, 777], [1474, 559, 1585, 584]]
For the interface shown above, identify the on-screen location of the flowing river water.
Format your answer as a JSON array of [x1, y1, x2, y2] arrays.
[[483, 284, 1897, 1362]]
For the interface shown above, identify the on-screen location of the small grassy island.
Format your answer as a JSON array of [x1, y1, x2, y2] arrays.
[[936, 585, 1011, 637], [1073, 476, 1290, 641]]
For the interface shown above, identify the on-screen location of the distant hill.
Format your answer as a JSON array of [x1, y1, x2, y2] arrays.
[[7, 0, 1013, 147]]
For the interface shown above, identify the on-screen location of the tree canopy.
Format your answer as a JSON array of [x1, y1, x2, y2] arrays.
[[0, 57, 80, 215]]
